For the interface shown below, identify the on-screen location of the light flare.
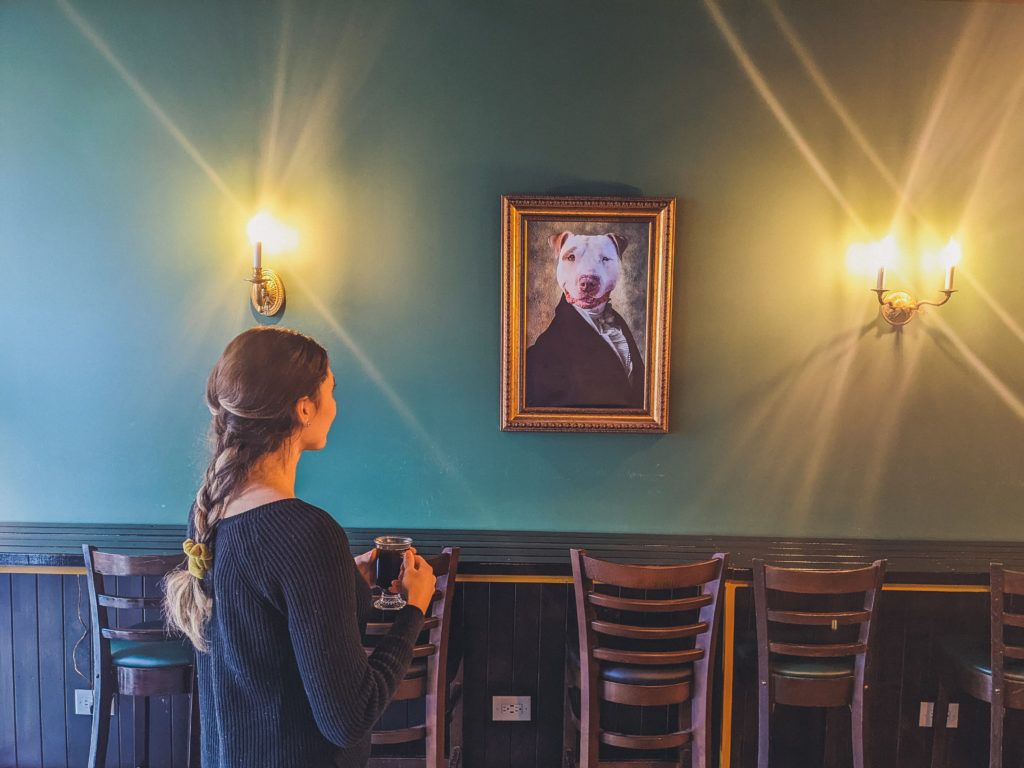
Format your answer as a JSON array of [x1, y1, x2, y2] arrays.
[[701, 0, 868, 233], [57, 0, 244, 214]]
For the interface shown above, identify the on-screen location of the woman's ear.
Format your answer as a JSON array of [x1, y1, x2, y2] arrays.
[[295, 396, 315, 426]]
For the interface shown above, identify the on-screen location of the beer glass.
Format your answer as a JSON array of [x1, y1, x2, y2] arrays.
[[374, 535, 412, 610]]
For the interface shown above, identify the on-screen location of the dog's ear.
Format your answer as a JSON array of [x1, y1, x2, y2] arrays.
[[605, 234, 628, 257], [549, 231, 571, 255]]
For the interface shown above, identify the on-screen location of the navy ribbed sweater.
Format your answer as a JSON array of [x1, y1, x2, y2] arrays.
[[193, 499, 424, 768]]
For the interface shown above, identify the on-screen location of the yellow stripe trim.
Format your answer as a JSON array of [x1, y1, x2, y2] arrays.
[[0, 566, 86, 575]]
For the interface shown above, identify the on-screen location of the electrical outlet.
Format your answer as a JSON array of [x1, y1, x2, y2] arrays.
[[946, 703, 959, 728], [492, 695, 531, 721], [75, 689, 93, 716], [919, 701, 934, 727], [74, 689, 114, 716]]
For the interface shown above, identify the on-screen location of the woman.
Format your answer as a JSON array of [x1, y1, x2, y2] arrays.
[[164, 326, 435, 768]]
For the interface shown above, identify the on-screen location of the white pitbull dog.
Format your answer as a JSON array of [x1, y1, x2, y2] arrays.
[[524, 231, 644, 408], [551, 232, 627, 310]]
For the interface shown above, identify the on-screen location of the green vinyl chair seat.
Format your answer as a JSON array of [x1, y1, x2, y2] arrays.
[[110, 638, 193, 668], [939, 636, 1024, 682], [108, 619, 192, 668], [771, 655, 855, 680], [601, 662, 694, 686], [566, 641, 695, 686]]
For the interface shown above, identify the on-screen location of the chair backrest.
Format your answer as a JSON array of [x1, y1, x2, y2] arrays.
[[990, 563, 1024, 697], [82, 545, 188, 645], [753, 559, 886, 683], [364, 547, 459, 767], [570, 548, 728, 734]]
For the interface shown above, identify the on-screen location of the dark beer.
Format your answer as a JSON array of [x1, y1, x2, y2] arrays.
[[373, 535, 413, 610], [375, 548, 404, 589]]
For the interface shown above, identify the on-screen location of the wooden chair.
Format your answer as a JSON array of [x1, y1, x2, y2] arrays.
[[753, 558, 886, 768], [563, 548, 728, 768], [82, 545, 200, 768], [365, 546, 462, 768], [931, 563, 1024, 768]]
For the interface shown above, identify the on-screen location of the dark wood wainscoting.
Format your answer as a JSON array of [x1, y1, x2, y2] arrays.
[[5, 525, 1024, 767]]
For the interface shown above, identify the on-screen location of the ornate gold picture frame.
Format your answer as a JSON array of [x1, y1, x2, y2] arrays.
[[501, 195, 675, 433]]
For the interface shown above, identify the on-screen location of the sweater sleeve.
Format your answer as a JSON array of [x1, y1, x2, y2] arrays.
[[262, 506, 425, 749]]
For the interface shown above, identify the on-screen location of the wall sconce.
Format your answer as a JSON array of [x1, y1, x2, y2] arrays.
[[246, 211, 298, 316], [848, 235, 962, 326]]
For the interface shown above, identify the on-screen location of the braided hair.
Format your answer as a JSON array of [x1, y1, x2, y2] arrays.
[[163, 327, 329, 650]]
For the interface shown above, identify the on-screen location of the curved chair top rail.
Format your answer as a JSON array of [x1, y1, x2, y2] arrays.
[[992, 563, 1024, 664], [993, 563, 1024, 595], [572, 548, 726, 591], [756, 558, 887, 595], [84, 546, 187, 577]]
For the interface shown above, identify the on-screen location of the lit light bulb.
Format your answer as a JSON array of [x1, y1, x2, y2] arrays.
[[247, 211, 299, 260], [941, 237, 962, 291], [867, 235, 898, 291]]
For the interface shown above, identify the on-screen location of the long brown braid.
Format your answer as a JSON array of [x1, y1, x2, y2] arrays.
[[163, 327, 329, 651]]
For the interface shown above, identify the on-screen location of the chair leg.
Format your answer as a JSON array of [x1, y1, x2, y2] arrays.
[[562, 664, 577, 768], [990, 695, 1003, 768], [87, 671, 114, 768], [683, 698, 705, 768], [187, 665, 201, 768], [931, 679, 950, 768], [446, 660, 464, 768], [852, 688, 867, 768], [757, 682, 771, 768], [141, 696, 151, 768]]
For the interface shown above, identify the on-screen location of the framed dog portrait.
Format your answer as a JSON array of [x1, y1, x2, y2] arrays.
[[500, 195, 675, 432]]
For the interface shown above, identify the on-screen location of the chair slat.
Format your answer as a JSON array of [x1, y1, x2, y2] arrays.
[[98, 595, 163, 611], [764, 563, 881, 594], [593, 647, 704, 665], [1003, 614, 1024, 629], [769, 641, 867, 658], [600, 729, 692, 749], [590, 619, 708, 640], [364, 616, 440, 636], [389, 675, 428, 701], [1003, 645, 1024, 661], [1002, 567, 1024, 596], [371, 726, 426, 745], [588, 592, 712, 613], [603, 679, 692, 706], [102, 627, 172, 641], [91, 551, 186, 576], [363, 643, 437, 658], [767, 609, 870, 626], [581, 554, 723, 591]]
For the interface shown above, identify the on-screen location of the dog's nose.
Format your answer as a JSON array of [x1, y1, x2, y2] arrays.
[[578, 275, 599, 292]]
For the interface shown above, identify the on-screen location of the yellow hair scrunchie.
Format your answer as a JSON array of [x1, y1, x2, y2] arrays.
[[183, 539, 212, 579]]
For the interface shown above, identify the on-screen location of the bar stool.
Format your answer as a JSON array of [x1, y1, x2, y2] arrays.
[[365, 547, 462, 768], [563, 548, 728, 768], [753, 558, 886, 768], [931, 562, 1024, 768], [82, 545, 200, 768]]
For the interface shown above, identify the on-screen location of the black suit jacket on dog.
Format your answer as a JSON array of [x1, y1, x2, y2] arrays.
[[525, 296, 645, 409]]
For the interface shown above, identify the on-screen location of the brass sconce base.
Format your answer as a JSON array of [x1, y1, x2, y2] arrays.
[[877, 290, 916, 326], [250, 268, 285, 316], [873, 288, 954, 326]]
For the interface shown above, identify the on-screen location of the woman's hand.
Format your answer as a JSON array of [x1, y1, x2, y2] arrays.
[[398, 549, 436, 613], [353, 548, 378, 588]]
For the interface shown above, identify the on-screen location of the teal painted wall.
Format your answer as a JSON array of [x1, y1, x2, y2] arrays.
[[3, 0, 1024, 538]]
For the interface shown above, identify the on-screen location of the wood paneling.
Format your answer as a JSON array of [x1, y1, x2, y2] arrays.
[[6, 526, 1024, 768]]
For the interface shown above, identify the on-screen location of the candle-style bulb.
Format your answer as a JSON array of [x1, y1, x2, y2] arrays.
[[941, 237, 962, 291]]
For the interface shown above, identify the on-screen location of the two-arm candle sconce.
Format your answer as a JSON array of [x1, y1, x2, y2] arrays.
[[246, 211, 298, 316], [848, 235, 962, 326]]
